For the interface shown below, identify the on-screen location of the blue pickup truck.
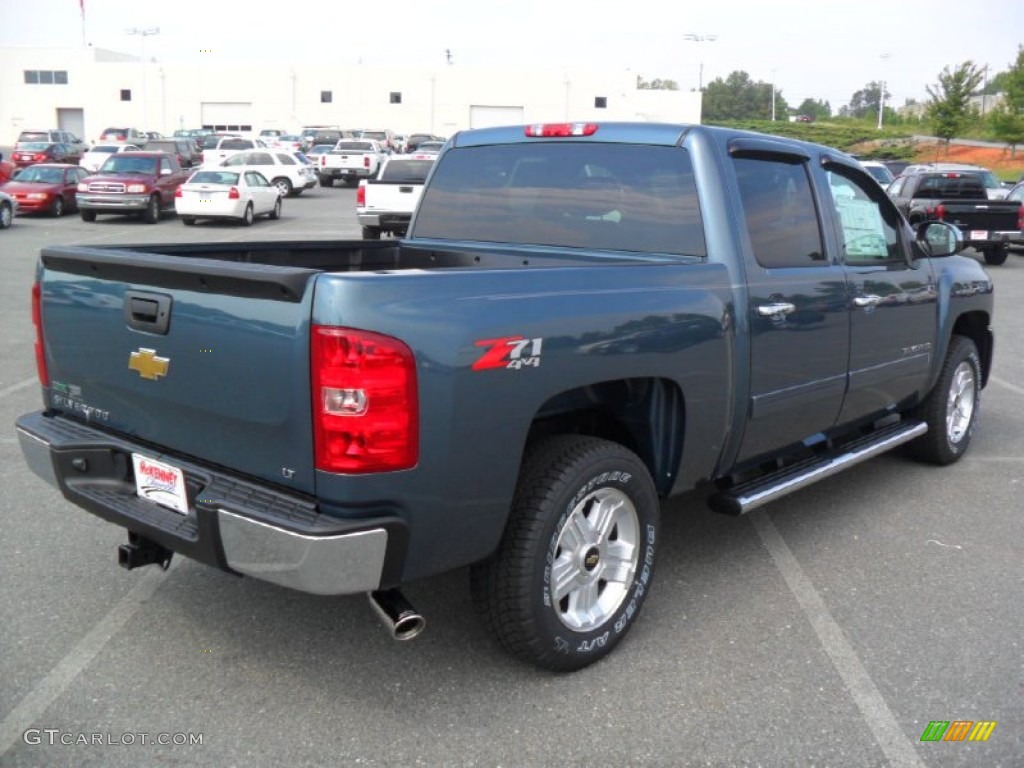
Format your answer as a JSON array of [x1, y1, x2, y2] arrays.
[[17, 122, 994, 671]]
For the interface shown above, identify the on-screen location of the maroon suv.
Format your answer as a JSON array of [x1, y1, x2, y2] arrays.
[[76, 152, 191, 223]]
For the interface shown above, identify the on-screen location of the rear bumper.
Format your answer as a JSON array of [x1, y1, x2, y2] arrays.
[[16, 411, 406, 595], [357, 212, 412, 229], [320, 168, 372, 179]]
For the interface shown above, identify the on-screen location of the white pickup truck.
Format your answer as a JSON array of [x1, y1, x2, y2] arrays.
[[318, 139, 387, 187], [355, 153, 437, 238]]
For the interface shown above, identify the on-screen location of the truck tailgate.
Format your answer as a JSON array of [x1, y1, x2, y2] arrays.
[[38, 246, 318, 494], [362, 180, 424, 213]]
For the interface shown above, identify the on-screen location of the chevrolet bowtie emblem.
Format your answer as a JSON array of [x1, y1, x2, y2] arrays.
[[128, 348, 170, 380]]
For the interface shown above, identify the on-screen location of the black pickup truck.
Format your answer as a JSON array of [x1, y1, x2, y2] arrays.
[[886, 171, 1022, 265], [18, 123, 995, 671]]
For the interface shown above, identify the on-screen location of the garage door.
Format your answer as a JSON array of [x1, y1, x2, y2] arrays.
[[469, 105, 525, 129], [201, 102, 254, 132]]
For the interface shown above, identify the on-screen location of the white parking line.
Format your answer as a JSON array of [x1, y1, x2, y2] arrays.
[[990, 375, 1024, 397], [0, 565, 170, 758], [0, 378, 37, 400], [750, 512, 925, 768]]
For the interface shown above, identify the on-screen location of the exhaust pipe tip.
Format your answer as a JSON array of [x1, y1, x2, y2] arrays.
[[368, 589, 426, 641]]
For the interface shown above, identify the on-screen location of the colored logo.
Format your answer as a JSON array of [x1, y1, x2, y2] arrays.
[[920, 720, 996, 742], [129, 348, 170, 380], [472, 336, 543, 371]]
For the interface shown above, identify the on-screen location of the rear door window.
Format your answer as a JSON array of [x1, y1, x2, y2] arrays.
[[413, 143, 706, 256]]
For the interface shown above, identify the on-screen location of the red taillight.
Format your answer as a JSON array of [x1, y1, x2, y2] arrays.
[[33, 153, 47, 161], [311, 327, 418, 473], [524, 123, 598, 137], [935, 204, 946, 221], [320, 156, 326, 166], [356, 184, 365, 206], [363, 155, 370, 168], [228, 186, 240, 199], [32, 282, 49, 387], [174, 185, 183, 198]]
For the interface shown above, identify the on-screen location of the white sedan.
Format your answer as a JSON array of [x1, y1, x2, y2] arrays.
[[79, 143, 142, 173], [174, 169, 282, 226]]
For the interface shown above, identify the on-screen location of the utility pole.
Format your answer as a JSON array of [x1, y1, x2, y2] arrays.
[[877, 53, 891, 130], [682, 33, 718, 92], [126, 27, 160, 129]]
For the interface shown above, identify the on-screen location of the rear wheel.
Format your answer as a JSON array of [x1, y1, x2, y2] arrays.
[[361, 226, 381, 240], [80, 210, 97, 222], [470, 436, 660, 671], [240, 203, 254, 226], [982, 245, 1008, 266], [181, 216, 196, 226], [269, 198, 282, 220], [0, 201, 12, 229], [908, 335, 981, 465], [319, 176, 333, 188], [51, 196, 65, 217], [143, 195, 160, 224]]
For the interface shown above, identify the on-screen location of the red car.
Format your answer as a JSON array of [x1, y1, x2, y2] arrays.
[[11, 142, 75, 168], [1, 163, 91, 216]]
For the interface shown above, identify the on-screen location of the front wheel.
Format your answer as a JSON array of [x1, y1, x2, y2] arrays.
[[982, 245, 1008, 266], [470, 436, 660, 671], [0, 201, 12, 229], [272, 177, 293, 197], [908, 335, 982, 465], [143, 195, 160, 224], [51, 196, 65, 217]]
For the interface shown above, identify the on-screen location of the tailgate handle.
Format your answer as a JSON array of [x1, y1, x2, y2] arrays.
[[399, 186, 413, 193], [124, 291, 172, 335]]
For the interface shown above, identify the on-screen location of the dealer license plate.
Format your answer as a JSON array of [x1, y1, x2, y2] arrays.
[[132, 453, 189, 515], [970, 230, 987, 240]]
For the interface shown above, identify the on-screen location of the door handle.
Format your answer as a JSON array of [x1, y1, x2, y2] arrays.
[[756, 303, 796, 317], [853, 295, 883, 308]]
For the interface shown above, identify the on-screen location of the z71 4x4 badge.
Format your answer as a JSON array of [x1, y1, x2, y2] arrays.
[[472, 336, 544, 371]]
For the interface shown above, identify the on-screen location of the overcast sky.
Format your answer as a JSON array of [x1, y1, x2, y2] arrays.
[[2, 0, 1022, 111]]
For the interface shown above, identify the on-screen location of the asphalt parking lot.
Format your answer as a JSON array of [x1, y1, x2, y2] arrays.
[[0, 189, 1021, 767]]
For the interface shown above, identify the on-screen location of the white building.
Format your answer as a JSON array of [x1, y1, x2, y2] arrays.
[[1, 45, 702, 144]]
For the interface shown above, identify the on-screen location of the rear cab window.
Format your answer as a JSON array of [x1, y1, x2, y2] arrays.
[[413, 143, 706, 256]]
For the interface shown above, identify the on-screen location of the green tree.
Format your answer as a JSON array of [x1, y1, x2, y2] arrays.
[[926, 62, 984, 145], [636, 76, 679, 90], [702, 70, 790, 121], [846, 81, 890, 120], [796, 98, 832, 120], [988, 47, 1024, 156]]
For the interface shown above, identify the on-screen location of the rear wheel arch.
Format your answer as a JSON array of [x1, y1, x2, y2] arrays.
[[524, 377, 685, 496]]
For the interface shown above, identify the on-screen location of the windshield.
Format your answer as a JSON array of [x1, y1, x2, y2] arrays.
[[91, 146, 120, 154], [14, 166, 65, 183], [864, 165, 893, 184], [99, 156, 157, 174], [415, 143, 707, 256]]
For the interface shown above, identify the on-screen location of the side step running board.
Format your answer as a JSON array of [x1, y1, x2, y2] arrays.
[[709, 421, 927, 516]]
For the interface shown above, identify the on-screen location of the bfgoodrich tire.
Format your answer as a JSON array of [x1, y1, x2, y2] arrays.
[[908, 335, 982, 465], [470, 436, 659, 671]]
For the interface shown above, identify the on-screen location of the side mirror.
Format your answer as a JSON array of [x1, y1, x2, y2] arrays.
[[916, 221, 962, 258]]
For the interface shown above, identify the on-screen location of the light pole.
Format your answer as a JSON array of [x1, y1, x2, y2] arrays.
[[682, 33, 718, 92], [126, 27, 159, 129], [877, 53, 890, 130]]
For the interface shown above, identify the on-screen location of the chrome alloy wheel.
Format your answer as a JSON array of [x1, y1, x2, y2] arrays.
[[946, 361, 976, 445], [551, 487, 640, 632]]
